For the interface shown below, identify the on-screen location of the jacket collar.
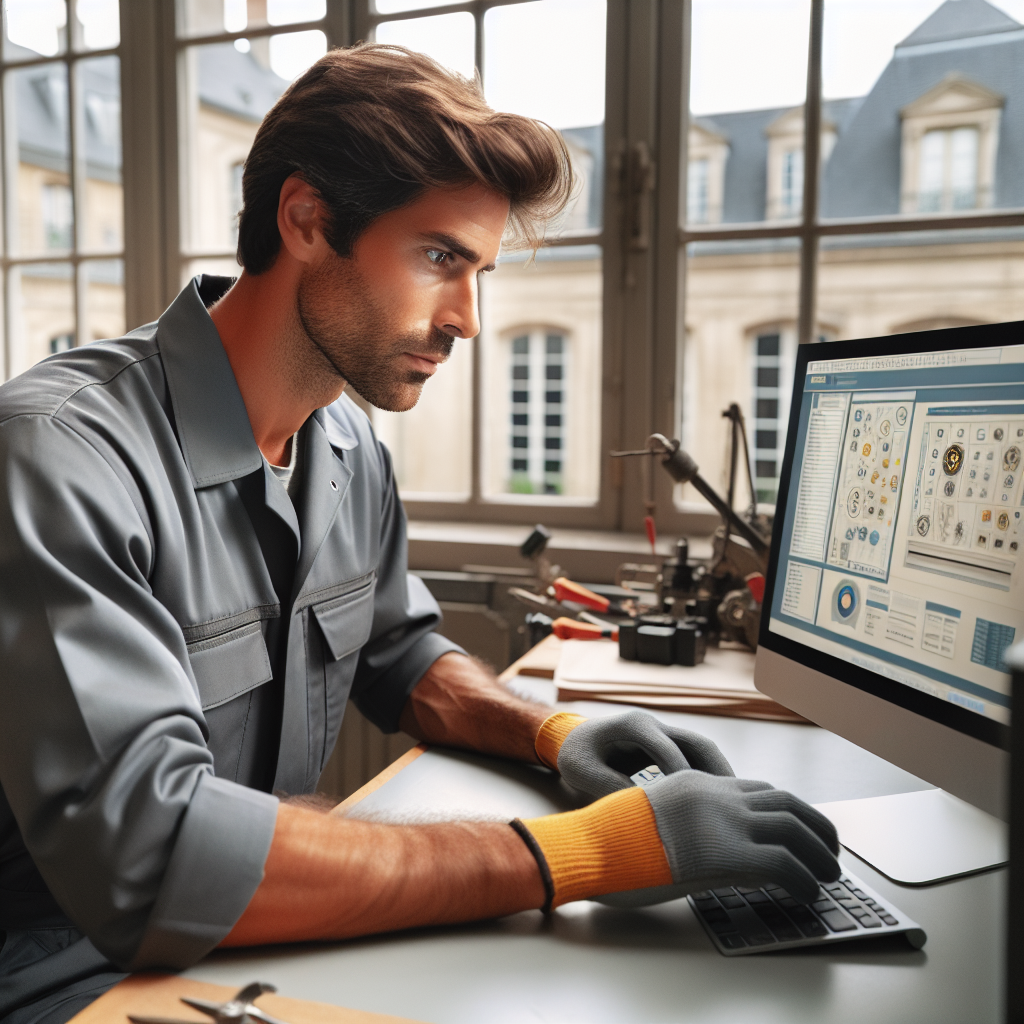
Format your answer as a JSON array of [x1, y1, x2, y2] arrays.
[[157, 275, 360, 488], [158, 276, 263, 489]]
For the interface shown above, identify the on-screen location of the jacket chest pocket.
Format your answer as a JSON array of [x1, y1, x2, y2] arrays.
[[187, 622, 274, 781], [310, 576, 376, 774], [187, 622, 273, 710]]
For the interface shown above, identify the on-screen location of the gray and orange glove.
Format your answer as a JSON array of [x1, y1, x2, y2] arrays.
[[535, 708, 735, 798], [511, 768, 840, 912]]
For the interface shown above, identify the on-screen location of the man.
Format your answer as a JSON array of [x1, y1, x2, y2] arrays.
[[0, 45, 839, 1022]]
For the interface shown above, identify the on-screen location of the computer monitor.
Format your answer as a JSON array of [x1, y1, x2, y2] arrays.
[[755, 321, 1023, 883]]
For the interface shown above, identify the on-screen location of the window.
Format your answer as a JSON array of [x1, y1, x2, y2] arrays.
[[917, 127, 979, 212], [688, 158, 709, 224], [780, 149, 803, 217], [751, 329, 792, 503], [506, 330, 568, 495], [0, 0, 1018, 539], [42, 183, 73, 249], [229, 160, 244, 243], [0, 0, 125, 378], [899, 73, 1003, 215]]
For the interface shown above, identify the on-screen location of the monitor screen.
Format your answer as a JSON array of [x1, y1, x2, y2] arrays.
[[759, 323, 1024, 751]]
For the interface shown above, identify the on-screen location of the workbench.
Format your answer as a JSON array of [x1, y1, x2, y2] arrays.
[[181, 651, 1005, 1024]]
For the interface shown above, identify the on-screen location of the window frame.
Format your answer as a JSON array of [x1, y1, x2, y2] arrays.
[[0, 0, 124, 379], [105, 1, 1024, 539]]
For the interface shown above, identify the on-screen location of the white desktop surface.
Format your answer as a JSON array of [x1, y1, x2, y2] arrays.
[[184, 677, 1005, 1024]]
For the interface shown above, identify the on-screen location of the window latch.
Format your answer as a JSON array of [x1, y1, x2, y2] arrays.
[[626, 140, 656, 252]]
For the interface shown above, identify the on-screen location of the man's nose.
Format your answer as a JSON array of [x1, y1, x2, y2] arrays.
[[437, 273, 480, 340]]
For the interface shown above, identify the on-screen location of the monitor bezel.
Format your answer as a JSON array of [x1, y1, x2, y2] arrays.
[[758, 319, 1024, 754]]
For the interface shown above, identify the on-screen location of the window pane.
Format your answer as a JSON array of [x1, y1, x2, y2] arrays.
[[82, 259, 125, 343], [481, 246, 602, 502], [8, 263, 74, 376], [78, 56, 122, 253], [3, 0, 67, 60], [817, 228, 1024, 344], [821, 0, 1022, 219], [8, 63, 71, 258], [680, 239, 802, 508], [375, 0, 464, 14], [371, 339, 473, 498], [484, 1, 605, 233], [179, 35, 324, 256], [374, 13, 475, 79], [74, 0, 119, 51], [685, 0, 810, 227], [178, 0, 326, 37]]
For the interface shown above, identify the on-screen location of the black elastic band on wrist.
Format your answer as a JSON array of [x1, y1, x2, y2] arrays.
[[510, 818, 554, 914]]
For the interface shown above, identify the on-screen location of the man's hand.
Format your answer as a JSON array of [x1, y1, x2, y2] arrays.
[[556, 709, 735, 798], [518, 770, 840, 910], [399, 652, 551, 763]]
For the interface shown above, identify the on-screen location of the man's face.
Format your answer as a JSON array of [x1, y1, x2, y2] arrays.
[[296, 183, 508, 412]]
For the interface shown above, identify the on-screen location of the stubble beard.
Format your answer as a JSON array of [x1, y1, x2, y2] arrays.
[[296, 255, 454, 413]]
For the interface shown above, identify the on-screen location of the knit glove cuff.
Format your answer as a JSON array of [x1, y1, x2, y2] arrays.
[[534, 712, 587, 770], [512, 787, 672, 910]]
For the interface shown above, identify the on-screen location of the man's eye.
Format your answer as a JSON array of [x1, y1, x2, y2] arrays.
[[426, 249, 449, 265]]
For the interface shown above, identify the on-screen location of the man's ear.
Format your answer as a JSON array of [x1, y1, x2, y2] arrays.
[[277, 173, 325, 264]]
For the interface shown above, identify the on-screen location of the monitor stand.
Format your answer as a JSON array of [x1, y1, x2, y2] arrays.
[[814, 789, 1007, 886]]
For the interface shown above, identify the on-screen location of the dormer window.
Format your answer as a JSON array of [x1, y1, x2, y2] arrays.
[[917, 126, 978, 212], [765, 105, 835, 221], [686, 120, 728, 224], [780, 148, 803, 217], [900, 74, 1002, 214]]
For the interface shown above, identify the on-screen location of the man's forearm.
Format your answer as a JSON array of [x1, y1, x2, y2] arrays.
[[222, 803, 546, 947], [399, 651, 551, 763]]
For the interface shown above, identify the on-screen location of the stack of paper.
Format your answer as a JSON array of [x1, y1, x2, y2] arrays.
[[554, 639, 809, 723]]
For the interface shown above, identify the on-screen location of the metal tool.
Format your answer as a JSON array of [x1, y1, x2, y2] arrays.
[[611, 408, 772, 650], [128, 981, 291, 1024]]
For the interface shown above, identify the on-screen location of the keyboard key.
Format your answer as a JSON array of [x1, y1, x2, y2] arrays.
[[691, 891, 712, 900], [720, 933, 747, 949], [880, 914, 898, 926], [699, 907, 729, 923], [789, 910, 828, 938], [746, 931, 777, 946], [859, 918, 882, 928], [773, 896, 800, 909], [743, 892, 771, 905], [818, 908, 857, 932], [852, 889, 869, 900], [811, 898, 835, 913], [753, 907, 802, 941], [712, 888, 737, 897], [709, 916, 738, 934], [718, 895, 746, 909], [770, 887, 791, 899], [824, 884, 847, 897]]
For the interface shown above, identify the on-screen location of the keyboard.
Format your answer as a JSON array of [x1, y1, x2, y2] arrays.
[[687, 870, 927, 955]]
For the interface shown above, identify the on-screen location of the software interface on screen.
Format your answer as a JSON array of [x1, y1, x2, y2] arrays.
[[768, 341, 1024, 727]]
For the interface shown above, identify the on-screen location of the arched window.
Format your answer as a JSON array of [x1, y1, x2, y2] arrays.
[[507, 328, 569, 495]]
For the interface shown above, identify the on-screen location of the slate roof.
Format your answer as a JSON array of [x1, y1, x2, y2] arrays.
[[9, 0, 1022, 232], [823, 0, 1024, 216], [11, 41, 288, 179]]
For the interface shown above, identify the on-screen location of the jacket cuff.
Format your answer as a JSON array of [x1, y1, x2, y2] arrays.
[[129, 773, 279, 970], [356, 631, 465, 734]]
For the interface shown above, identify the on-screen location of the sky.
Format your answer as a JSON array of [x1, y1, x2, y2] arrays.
[[5, 0, 1024, 124]]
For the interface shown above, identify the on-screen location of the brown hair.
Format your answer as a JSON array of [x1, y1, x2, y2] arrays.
[[237, 44, 575, 274]]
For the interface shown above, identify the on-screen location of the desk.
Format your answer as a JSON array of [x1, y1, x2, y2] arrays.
[[183, 671, 1005, 1024]]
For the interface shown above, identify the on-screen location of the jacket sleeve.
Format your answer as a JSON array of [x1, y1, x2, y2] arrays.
[[0, 415, 279, 971], [350, 437, 465, 733]]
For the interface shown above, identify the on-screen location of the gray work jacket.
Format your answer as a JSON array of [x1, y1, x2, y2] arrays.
[[0, 276, 458, 977]]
